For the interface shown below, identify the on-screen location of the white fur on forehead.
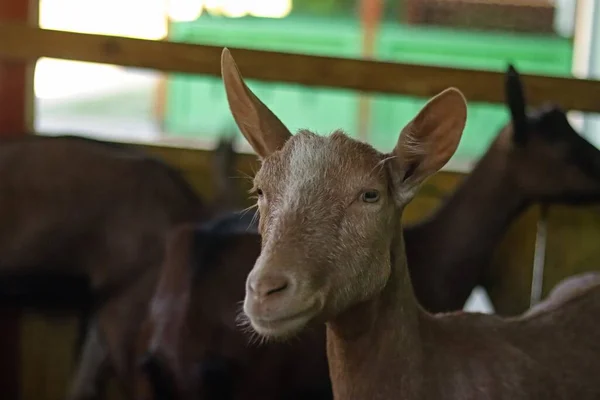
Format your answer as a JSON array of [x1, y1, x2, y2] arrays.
[[267, 130, 384, 207], [283, 129, 383, 179], [279, 130, 336, 209], [287, 130, 329, 177]]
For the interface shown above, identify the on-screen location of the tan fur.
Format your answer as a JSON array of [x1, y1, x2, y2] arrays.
[[223, 48, 600, 400]]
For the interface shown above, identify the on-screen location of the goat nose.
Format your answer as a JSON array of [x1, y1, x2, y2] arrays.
[[249, 274, 290, 298]]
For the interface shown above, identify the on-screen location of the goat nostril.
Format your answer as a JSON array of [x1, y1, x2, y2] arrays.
[[266, 281, 288, 296], [251, 275, 291, 298]]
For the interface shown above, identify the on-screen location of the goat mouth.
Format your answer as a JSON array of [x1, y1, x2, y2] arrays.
[[247, 303, 320, 339]]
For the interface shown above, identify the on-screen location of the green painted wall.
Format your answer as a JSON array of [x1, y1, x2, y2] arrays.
[[164, 16, 573, 162]]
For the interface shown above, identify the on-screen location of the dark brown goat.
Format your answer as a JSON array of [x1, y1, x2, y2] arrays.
[[0, 134, 235, 400], [408, 65, 600, 313], [227, 48, 600, 400], [136, 62, 600, 399]]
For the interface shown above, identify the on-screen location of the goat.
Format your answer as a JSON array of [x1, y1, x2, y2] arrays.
[[224, 48, 600, 400], [0, 134, 233, 400], [136, 62, 600, 399]]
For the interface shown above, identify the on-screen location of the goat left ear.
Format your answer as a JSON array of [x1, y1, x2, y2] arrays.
[[389, 88, 467, 202], [221, 48, 292, 159]]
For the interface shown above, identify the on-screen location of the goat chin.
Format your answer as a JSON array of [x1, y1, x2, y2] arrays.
[[244, 301, 321, 341]]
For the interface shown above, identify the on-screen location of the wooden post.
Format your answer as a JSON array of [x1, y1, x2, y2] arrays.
[[153, 13, 171, 136], [0, 0, 37, 398], [0, 0, 35, 137], [357, 0, 382, 142]]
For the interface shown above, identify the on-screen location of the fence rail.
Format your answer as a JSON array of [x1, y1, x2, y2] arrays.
[[0, 22, 599, 112]]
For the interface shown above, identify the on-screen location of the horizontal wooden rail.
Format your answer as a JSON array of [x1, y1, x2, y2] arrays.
[[0, 22, 599, 112]]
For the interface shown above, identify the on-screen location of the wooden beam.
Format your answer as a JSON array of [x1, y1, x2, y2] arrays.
[[0, 23, 599, 112]]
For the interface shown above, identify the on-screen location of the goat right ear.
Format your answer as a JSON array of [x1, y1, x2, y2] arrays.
[[221, 48, 292, 159], [505, 64, 529, 145], [390, 88, 467, 203]]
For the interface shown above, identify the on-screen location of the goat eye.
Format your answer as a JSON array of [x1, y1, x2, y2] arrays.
[[361, 190, 380, 203]]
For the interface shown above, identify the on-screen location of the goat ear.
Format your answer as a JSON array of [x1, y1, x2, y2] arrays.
[[390, 88, 467, 202], [221, 48, 292, 159], [505, 64, 529, 145]]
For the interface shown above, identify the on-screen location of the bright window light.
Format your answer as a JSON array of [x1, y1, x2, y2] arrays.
[[250, 0, 292, 18], [220, 0, 249, 17], [168, 0, 204, 22], [36, 0, 167, 99], [39, 0, 167, 40], [204, 0, 292, 18]]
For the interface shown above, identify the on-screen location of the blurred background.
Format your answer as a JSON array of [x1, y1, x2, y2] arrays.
[[35, 0, 600, 161]]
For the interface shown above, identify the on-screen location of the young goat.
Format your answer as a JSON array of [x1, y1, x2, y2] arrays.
[[224, 48, 600, 399], [136, 63, 600, 399]]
